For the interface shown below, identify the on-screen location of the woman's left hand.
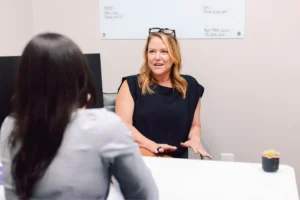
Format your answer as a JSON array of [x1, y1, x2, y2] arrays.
[[180, 138, 212, 159]]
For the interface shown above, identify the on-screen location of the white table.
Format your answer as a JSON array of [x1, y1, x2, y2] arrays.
[[0, 158, 298, 200], [108, 157, 299, 200]]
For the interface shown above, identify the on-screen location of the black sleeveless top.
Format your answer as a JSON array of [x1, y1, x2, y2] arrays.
[[119, 74, 204, 158]]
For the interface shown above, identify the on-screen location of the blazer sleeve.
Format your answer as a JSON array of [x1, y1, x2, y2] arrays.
[[99, 112, 159, 200]]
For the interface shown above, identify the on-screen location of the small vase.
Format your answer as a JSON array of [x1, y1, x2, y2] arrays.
[[262, 156, 279, 172]]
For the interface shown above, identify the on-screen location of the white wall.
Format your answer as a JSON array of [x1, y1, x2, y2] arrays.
[[32, 0, 101, 53], [0, 0, 32, 55], [1, 0, 300, 191]]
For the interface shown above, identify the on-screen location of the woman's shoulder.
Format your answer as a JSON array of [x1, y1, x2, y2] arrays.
[[180, 74, 204, 87], [181, 74, 198, 84], [75, 108, 122, 128], [75, 109, 130, 138], [1, 115, 15, 128], [180, 74, 205, 98], [0, 116, 16, 141], [119, 74, 139, 89], [75, 109, 134, 154], [122, 74, 139, 83], [119, 74, 141, 100]]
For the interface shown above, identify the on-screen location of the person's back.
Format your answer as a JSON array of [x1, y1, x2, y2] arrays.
[[0, 33, 158, 200], [1, 108, 158, 200]]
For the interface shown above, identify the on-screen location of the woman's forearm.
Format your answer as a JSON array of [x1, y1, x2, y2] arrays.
[[188, 125, 201, 140]]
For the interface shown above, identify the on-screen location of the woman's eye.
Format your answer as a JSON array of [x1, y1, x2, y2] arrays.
[[161, 50, 168, 54], [149, 50, 155, 53]]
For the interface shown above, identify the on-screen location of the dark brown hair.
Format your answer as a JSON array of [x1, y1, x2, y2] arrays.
[[9, 33, 99, 199]]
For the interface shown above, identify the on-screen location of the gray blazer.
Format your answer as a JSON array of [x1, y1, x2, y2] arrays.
[[0, 109, 158, 200]]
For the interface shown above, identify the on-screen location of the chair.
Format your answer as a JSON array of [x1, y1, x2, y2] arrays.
[[103, 92, 210, 160], [103, 93, 118, 112]]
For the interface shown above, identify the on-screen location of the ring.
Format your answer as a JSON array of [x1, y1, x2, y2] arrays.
[[157, 147, 162, 152]]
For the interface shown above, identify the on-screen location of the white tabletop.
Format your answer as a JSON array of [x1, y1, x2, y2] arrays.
[[108, 157, 299, 200], [0, 158, 298, 200]]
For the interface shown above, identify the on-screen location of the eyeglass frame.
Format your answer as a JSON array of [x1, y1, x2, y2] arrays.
[[148, 27, 176, 37]]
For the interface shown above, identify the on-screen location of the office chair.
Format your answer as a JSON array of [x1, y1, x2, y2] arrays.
[[103, 93, 118, 112]]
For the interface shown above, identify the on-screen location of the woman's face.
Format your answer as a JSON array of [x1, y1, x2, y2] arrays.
[[147, 36, 173, 77]]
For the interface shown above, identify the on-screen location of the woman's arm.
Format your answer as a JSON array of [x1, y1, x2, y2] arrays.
[[115, 80, 155, 148], [115, 80, 176, 154], [188, 99, 202, 140], [100, 113, 159, 200], [180, 99, 212, 158]]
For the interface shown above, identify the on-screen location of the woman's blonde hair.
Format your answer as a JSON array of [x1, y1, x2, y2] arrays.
[[138, 32, 188, 98]]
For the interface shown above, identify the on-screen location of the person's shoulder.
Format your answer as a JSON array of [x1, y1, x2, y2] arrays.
[[76, 109, 134, 154], [1, 116, 16, 133], [119, 74, 139, 90], [1, 115, 15, 127], [75, 108, 130, 138], [181, 74, 205, 98], [122, 74, 139, 82], [75, 108, 121, 129], [181, 74, 200, 85], [119, 74, 141, 98], [0, 116, 15, 142]]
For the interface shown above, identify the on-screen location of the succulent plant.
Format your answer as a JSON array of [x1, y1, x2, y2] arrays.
[[262, 149, 280, 158]]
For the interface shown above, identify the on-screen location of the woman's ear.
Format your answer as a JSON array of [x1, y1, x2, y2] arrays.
[[82, 93, 91, 109]]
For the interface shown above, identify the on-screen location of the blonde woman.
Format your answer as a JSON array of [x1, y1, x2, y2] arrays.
[[116, 28, 211, 159]]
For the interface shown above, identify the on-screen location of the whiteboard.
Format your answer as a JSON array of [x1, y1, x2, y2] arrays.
[[99, 0, 245, 40]]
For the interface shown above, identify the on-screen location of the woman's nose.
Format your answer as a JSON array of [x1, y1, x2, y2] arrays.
[[155, 53, 161, 60]]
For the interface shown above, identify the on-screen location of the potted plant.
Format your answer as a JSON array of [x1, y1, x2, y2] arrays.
[[262, 149, 280, 172]]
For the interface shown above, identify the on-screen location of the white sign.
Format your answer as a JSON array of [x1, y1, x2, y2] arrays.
[[99, 0, 245, 39]]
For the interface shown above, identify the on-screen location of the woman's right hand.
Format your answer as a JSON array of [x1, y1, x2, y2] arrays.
[[141, 141, 177, 154]]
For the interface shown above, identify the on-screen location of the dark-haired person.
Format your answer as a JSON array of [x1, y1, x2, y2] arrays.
[[0, 33, 158, 200]]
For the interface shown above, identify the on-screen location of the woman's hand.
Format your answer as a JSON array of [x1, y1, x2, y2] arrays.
[[180, 137, 212, 159], [141, 141, 177, 154]]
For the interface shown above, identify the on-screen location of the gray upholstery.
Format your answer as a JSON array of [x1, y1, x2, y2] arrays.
[[102, 92, 210, 160], [103, 93, 118, 112]]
